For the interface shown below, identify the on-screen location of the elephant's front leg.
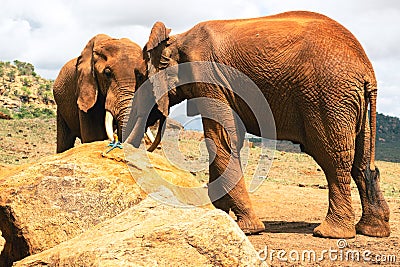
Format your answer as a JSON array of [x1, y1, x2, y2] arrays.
[[56, 110, 76, 153], [202, 117, 265, 234]]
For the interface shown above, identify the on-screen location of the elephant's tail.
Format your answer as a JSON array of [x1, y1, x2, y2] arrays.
[[368, 86, 377, 171]]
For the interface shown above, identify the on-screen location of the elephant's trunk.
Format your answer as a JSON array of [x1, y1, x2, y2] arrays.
[[105, 111, 115, 142], [117, 108, 154, 145], [124, 116, 146, 147]]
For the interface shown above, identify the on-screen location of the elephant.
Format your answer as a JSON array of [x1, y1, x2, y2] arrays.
[[53, 34, 153, 153], [124, 11, 390, 238]]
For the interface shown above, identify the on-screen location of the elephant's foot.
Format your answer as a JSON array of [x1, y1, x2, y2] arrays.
[[356, 214, 390, 237], [313, 218, 355, 239], [357, 192, 390, 237], [236, 215, 265, 235]]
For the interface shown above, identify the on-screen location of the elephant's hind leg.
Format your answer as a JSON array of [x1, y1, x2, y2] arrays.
[[306, 119, 357, 238], [351, 125, 390, 237], [312, 164, 356, 239]]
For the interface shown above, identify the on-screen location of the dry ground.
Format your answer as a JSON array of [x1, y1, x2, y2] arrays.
[[248, 162, 400, 266], [1, 119, 399, 266]]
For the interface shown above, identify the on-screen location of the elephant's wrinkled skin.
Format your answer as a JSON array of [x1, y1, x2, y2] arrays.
[[126, 11, 390, 238], [53, 34, 147, 153]]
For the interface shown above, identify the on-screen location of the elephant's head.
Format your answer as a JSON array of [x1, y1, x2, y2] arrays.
[[125, 22, 179, 150], [76, 34, 147, 141]]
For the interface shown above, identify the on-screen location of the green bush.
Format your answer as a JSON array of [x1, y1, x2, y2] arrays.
[[7, 69, 16, 82], [13, 106, 32, 119], [21, 86, 31, 96], [41, 91, 54, 104], [22, 78, 32, 86], [13, 105, 55, 119], [13, 60, 35, 76]]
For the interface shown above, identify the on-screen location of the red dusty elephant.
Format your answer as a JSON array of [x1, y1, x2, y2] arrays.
[[125, 11, 390, 238]]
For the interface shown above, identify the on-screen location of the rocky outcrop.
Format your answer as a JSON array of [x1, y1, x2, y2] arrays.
[[0, 142, 142, 266], [0, 111, 12, 120], [14, 198, 265, 266], [0, 141, 208, 266], [0, 96, 21, 111], [0, 141, 263, 266]]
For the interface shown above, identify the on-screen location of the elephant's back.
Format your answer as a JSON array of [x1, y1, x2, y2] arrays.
[[193, 11, 355, 40], [199, 11, 375, 92], [186, 11, 372, 68]]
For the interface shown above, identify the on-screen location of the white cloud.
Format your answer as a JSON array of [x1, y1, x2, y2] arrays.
[[0, 18, 31, 59], [0, 0, 399, 117]]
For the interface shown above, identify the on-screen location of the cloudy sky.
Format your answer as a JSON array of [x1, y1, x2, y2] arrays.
[[1, 0, 399, 117]]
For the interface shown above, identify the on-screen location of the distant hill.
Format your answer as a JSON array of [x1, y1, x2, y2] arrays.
[[0, 60, 55, 119], [376, 113, 400, 162], [377, 113, 400, 142]]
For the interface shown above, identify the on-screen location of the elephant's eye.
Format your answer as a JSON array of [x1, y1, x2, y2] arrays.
[[104, 67, 112, 78]]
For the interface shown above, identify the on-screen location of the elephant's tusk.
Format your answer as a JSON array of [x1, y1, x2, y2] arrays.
[[145, 128, 155, 143], [147, 116, 165, 152], [105, 111, 115, 142]]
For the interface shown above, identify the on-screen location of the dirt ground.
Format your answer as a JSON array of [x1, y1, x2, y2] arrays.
[[247, 181, 399, 266], [1, 119, 399, 266]]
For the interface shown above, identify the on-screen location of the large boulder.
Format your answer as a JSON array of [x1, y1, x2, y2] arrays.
[[14, 198, 265, 266], [1, 141, 263, 266], [0, 141, 208, 266]]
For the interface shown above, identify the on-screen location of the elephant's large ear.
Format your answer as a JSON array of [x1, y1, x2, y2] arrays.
[[76, 34, 111, 112], [146, 22, 171, 51], [146, 22, 173, 118]]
